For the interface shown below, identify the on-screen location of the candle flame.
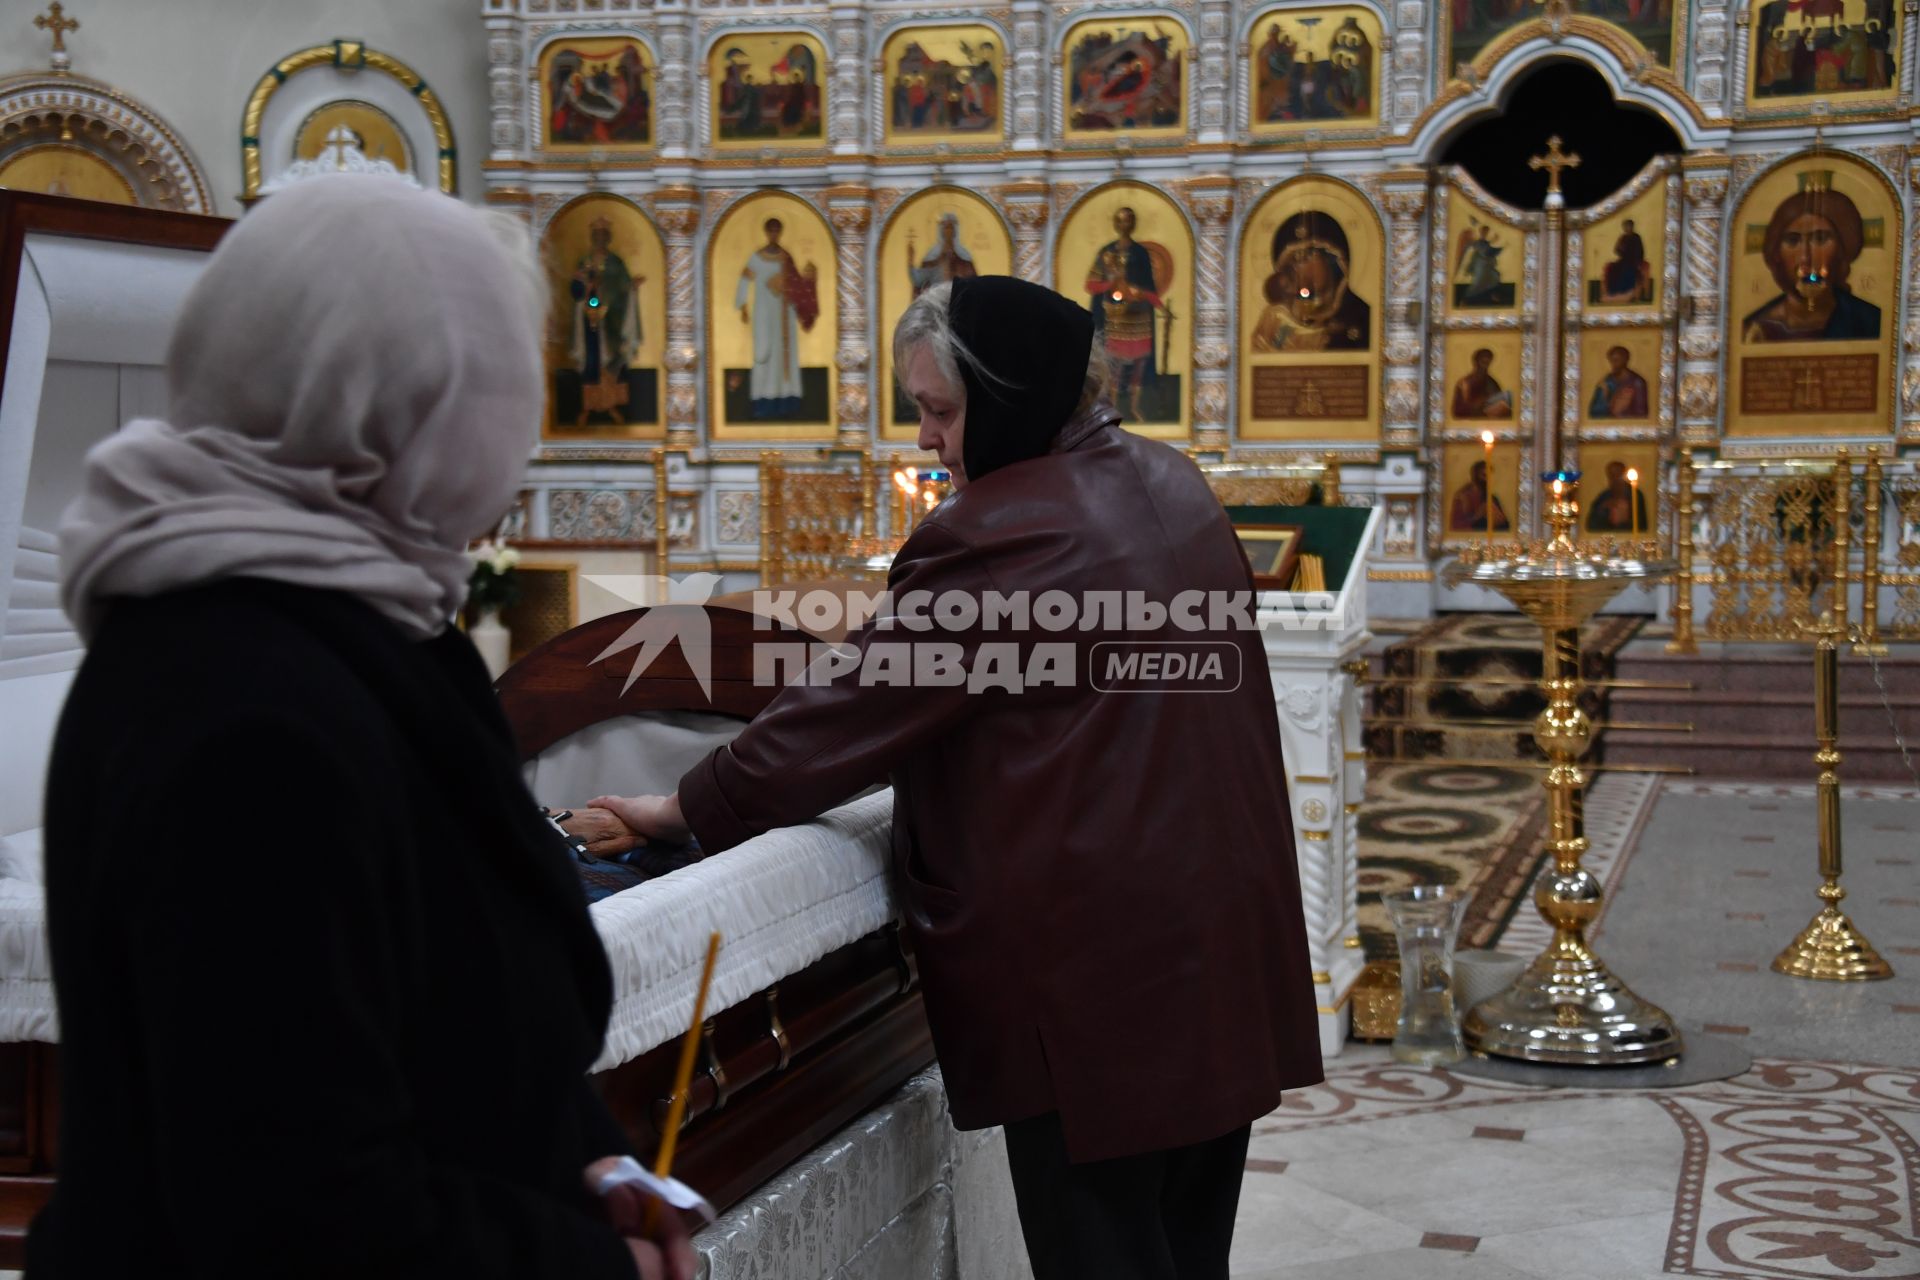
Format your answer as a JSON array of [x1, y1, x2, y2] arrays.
[[1626, 467, 1639, 484], [1552, 478, 1564, 497], [893, 470, 918, 496], [1480, 430, 1494, 447]]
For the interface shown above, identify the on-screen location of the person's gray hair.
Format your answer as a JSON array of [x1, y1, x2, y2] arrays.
[[892, 280, 1116, 414], [892, 281, 973, 394]]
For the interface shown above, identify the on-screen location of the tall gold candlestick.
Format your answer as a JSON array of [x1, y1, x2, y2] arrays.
[[1772, 612, 1894, 981], [1447, 479, 1682, 1065]]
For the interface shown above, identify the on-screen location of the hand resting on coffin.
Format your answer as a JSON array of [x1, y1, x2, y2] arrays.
[[561, 806, 648, 858], [590, 792, 693, 845]]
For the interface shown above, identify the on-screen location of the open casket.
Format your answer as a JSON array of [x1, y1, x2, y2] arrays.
[[497, 600, 932, 1211], [0, 193, 229, 1261]]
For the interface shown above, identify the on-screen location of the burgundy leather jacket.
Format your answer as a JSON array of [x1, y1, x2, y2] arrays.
[[680, 409, 1323, 1162]]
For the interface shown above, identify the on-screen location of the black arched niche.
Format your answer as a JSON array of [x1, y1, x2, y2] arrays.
[[1438, 60, 1683, 210]]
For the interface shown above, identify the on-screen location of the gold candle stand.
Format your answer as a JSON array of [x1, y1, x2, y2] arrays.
[[1446, 484, 1684, 1065], [1771, 610, 1894, 981]]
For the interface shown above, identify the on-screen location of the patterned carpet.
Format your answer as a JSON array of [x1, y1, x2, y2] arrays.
[[1368, 612, 1644, 763], [1354, 762, 1547, 960]]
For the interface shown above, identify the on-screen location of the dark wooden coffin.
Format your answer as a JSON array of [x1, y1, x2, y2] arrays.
[[496, 602, 932, 1213]]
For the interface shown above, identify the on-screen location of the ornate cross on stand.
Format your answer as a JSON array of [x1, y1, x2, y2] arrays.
[[1528, 135, 1583, 476], [1528, 135, 1582, 199], [34, 3, 80, 74]]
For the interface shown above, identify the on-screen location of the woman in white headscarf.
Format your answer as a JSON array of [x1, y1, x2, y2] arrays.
[[33, 175, 693, 1280]]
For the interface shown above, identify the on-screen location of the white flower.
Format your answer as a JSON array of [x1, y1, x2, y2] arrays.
[[491, 546, 521, 573]]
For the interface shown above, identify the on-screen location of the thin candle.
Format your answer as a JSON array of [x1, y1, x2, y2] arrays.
[[646, 931, 722, 1233], [1626, 467, 1640, 537], [1481, 431, 1495, 539], [894, 468, 917, 533]]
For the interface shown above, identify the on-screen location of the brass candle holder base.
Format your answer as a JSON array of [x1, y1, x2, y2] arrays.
[[1774, 904, 1894, 981], [1465, 929, 1685, 1065]]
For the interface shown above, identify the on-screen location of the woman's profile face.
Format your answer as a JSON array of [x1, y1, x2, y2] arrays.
[[903, 343, 968, 488], [1780, 213, 1841, 295]]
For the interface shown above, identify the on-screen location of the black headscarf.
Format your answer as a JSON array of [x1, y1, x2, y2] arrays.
[[948, 276, 1095, 483]]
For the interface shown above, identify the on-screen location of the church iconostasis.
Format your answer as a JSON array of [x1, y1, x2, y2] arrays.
[[1565, 157, 1679, 482], [1725, 153, 1899, 440], [540, 195, 667, 442], [1445, 0, 1680, 79], [1440, 331, 1524, 426], [880, 25, 1006, 149], [878, 188, 1014, 442], [705, 191, 839, 440], [1056, 183, 1196, 438], [1430, 174, 1533, 522], [1246, 6, 1383, 138], [1580, 178, 1667, 315], [1576, 440, 1660, 538], [1441, 184, 1526, 317], [1237, 177, 1385, 444], [708, 33, 827, 150], [1746, 0, 1899, 117], [1059, 16, 1188, 144], [1433, 437, 1524, 546], [539, 37, 653, 152]]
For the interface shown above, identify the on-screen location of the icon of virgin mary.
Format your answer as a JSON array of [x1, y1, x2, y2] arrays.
[[1251, 211, 1372, 352]]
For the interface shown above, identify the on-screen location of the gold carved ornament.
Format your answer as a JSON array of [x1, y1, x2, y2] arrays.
[[758, 451, 873, 585], [241, 41, 456, 200]]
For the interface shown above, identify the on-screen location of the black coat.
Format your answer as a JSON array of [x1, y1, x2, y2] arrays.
[[27, 579, 637, 1279]]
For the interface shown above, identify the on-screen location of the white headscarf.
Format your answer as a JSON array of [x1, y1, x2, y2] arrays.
[[59, 173, 544, 641]]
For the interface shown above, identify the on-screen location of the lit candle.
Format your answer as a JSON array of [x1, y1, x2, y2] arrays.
[[894, 468, 918, 532], [1481, 431, 1495, 539], [1626, 467, 1640, 537]]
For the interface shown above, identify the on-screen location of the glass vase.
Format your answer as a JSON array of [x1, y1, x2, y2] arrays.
[[1383, 885, 1468, 1066], [470, 606, 512, 681]]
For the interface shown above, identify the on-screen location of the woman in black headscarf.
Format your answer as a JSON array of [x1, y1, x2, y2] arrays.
[[587, 275, 1321, 1280]]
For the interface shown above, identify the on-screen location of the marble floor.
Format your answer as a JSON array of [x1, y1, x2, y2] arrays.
[[1229, 780, 1920, 1280], [5, 779, 1911, 1280]]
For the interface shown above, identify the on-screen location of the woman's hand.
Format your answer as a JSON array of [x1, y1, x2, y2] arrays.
[[561, 807, 644, 858], [589, 793, 692, 844], [585, 1157, 699, 1280]]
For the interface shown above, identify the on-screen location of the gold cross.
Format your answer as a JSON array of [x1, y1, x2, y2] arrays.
[[34, 3, 79, 54], [1528, 135, 1582, 196], [1794, 362, 1824, 411]]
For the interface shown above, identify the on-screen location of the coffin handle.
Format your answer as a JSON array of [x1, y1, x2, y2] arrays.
[[887, 922, 915, 995], [765, 985, 793, 1071], [700, 1018, 730, 1112]]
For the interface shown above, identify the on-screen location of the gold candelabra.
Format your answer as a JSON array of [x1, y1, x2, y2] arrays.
[[1771, 608, 1895, 981], [1445, 477, 1682, 1065]]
